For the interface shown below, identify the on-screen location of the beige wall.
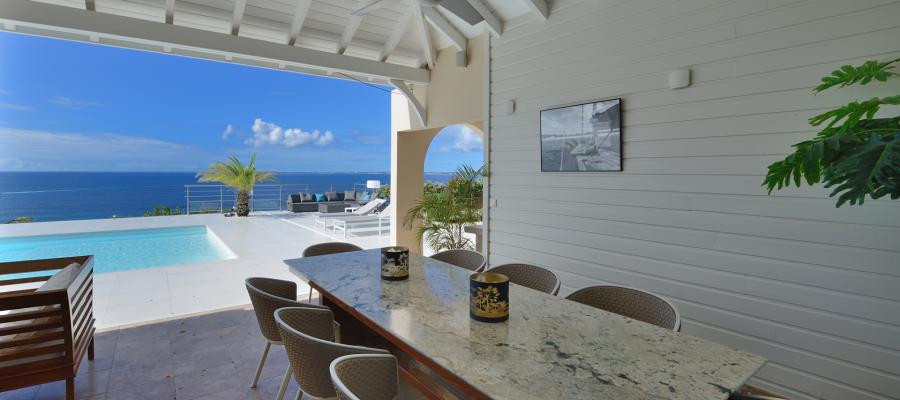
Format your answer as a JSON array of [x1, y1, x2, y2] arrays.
[[424, 35, 485, 128], [390, 35, 487, 250]]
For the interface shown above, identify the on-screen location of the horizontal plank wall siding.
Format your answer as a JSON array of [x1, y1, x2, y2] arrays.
[[487, 0, 900, 399]]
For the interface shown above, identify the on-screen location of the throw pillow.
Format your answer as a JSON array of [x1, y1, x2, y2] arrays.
[[315, 193, 326, 202], [344, 191, 356, 201]]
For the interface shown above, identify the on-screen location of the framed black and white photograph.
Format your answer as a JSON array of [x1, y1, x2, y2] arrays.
[[540, 98, 622, 172]]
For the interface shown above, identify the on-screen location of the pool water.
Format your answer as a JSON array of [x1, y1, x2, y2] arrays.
[[0, 226, 235, 276]]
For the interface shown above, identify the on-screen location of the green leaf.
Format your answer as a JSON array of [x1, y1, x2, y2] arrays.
[[814, 59, 899, 92]]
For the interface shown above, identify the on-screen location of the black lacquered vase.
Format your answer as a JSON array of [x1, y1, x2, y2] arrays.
[[469, 272, 509, 323], [380, 247, 410, 281]]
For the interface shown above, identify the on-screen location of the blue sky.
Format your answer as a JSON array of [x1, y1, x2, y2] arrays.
[[0, 32, 482, 172]]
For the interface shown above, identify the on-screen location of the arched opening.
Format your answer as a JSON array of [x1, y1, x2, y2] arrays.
[[415, 124, 485, 255], [389, 122, 484, 253]]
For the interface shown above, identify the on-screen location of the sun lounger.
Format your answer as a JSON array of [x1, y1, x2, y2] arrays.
[[332, 204, 392, 239], [314, 199, 385, 229]]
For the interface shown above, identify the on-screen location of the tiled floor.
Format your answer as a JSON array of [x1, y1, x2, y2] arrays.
[[2, 308, 304, 400]]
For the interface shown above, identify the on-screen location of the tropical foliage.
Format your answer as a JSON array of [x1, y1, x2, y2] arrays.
[[404, 164, 486, 252], [5, 216, 32, 224], [196, 153, 275, 216], [763, 58, 900, 207], [378, 184, 391, 200], [143, 204, 185, 217]]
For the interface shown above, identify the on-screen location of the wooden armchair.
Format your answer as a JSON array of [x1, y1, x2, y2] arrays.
[[0, 256, 95, 400]]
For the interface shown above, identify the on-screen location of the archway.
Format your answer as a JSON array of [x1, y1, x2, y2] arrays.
[[417, 124, 485, 255], [390, 122, 484, 252]]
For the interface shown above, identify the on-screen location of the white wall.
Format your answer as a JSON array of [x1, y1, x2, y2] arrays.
[[487, 1, 900, 399]]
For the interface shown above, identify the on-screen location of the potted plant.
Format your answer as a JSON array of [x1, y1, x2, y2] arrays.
[[404, 164, 486, 251], [197, 153, 274, 217], [764, 58, 899, 206]]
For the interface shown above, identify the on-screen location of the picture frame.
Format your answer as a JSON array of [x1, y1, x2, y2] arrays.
[[540, 98, 622, 172]]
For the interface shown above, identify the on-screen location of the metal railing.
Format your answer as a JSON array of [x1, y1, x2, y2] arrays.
[[184, 183, 373, 214]]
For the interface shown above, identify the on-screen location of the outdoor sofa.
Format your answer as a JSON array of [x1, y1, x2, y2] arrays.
[[286, 190, 378, 213]]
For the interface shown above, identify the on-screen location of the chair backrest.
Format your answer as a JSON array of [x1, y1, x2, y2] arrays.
[[330, 354, 399, 400], [488, 263, 561, 295], [0, 256, 94, 390], [275, 307, 388, 399], [565, 285, 681, 331], [352, 198, 384, 215], [245, 277, 313, 342], [303, 242, 363, 258], [430, 249, 486, 272]]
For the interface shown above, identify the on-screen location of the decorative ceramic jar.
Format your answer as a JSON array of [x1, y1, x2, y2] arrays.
[[469, 272, 509, 322], [380, 247, 410, 280]]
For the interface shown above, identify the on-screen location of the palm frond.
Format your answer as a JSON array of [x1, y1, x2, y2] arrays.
[[196, 152, 275, 191]]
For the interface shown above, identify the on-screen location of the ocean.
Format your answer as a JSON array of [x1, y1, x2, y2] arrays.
[[0, 172, 452, 223]]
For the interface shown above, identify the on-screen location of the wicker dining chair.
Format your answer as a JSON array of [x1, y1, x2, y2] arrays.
[[487, 263, 561, 295], [429, 249, 486, 272], [245, 278, 338, 400], [302, 242, 364, 301], [565, 285, 681, 331], [330, 354, 399, 400], [275, 307, 389, 400]]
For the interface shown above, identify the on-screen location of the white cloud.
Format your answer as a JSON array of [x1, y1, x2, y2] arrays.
[[48, 96, 102, 109], [222, 124, 235, 140], [0, 102, 32, 111], [452, 126, 483, 152], [436, 125, 482, 153], [246, 118, 334, 147]]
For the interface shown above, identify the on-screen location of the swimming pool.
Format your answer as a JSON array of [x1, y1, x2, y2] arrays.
[[0, 225, 235, 275]]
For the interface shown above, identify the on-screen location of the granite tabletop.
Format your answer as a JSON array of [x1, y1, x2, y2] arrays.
[[285, 249, 765, 400]]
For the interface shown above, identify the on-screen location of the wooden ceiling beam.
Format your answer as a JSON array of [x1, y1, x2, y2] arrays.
[[523, 0, 549, 20], [379, 4, 414, 62], [230, 0, 247, 35], [0, 0, 430, 83], [286, 0, 312, 46]]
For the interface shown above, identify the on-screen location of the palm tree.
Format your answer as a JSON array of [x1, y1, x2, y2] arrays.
[[196, 153, 274, 217], [404, 164, 486, 251]]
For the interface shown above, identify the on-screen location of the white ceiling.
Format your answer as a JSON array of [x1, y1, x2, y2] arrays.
[[27, 0, 534, 69]]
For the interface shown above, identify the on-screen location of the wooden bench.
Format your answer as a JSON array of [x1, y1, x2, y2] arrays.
[[0, 256, 95, 400]]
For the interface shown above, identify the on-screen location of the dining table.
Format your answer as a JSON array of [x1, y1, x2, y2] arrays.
[[285, 249, 766, 400]]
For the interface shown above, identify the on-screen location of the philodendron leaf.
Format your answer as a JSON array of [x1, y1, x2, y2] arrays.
[[824, 133, 900, 207], [766, 58, 899, 207], [814, 59, 899, 92]]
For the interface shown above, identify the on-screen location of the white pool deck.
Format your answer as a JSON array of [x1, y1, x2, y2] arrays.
[[0, 211, 391, 329]]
